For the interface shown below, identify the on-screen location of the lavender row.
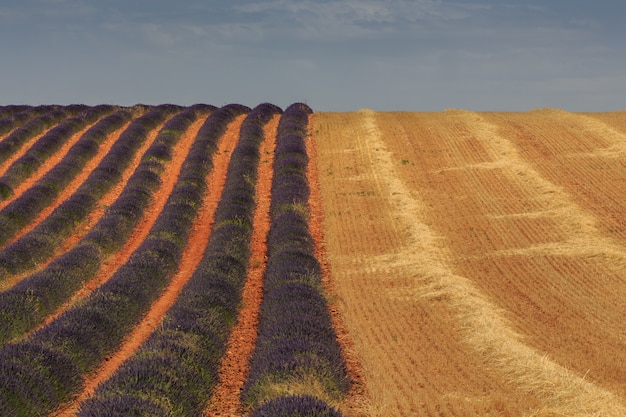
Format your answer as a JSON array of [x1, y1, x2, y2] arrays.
[[250, 395, 343, 417], [242, 103, 349, 414], [0, 107, 133, 252], [0, 105, 218, 416], [0, 105, 170, 280], [0, 105, 181, 344], [77, 103, 281, 417], [0, 105, 110, 199], [0, 105, 80, 166], [0, 106, 52, 138], [0, 105, 32, 120]]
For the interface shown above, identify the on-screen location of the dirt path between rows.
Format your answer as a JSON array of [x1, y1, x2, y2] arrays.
[[0, 117, 167, 294], [0, 120, 99, 210], [3, 118, 136, 248], [203, 114, 279, 417], [0, 122, 62, 178], [313, 110, 626, 417], [54, 114, 244, 416]]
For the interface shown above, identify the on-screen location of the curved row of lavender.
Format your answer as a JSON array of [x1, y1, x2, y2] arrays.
[[0, 107, 134, 271], [0, 104, 230, 416], [0, 104, 107, 200], [77, 102, 281, 416], [0, 104, 182, 345], [0, 105, 33, 121], [242, 103, 348, 416], [0, 105, 58, 147], [0, 105, 74, 166]]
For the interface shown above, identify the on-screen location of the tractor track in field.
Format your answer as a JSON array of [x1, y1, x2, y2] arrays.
[[306, 114, 370, 417]]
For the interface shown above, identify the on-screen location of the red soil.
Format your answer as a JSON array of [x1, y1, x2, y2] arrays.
[[0, 116, 165, 294], [0, 120, 98, 210], [54, 114, 244, 417], [3, 118, 136, 248], [203, 114, 279, 416]]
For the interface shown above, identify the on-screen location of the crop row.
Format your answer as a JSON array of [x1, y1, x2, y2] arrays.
[[0, 105, 33, 121], [77, 102, 281, 416], [0, 105, 197, 275], [0, 105, 189, 345], [0, 102, 349, 417], [0, 105, 113, 199], [0, 105, 85, 167], [0, 104, 229, 416], [0, 107, 134, 251], [0, 105, 56, 139], [242, 103, 348, 416]]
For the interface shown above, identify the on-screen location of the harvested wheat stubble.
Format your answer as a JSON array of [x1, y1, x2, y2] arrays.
[[313, 109, 626, 417], [307, 113, 369, 417]]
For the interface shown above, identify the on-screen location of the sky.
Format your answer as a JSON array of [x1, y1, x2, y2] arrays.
[[1, 0, 625, 111]]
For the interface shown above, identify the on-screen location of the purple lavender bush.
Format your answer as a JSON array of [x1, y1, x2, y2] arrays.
[[0, 104, 249, 416], [77, 103, 283, 417], [242, 103, 349, 411], [250, 395, 342, 417]]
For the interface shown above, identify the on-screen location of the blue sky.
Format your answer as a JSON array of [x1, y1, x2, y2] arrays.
[[1, 0, 625, 111]]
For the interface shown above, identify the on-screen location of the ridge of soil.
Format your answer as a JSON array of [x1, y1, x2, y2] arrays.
[[203, 114, 279, 417], [54, 114, 244, 416]]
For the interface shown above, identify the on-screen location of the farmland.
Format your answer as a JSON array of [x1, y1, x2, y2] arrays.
[[0, 104, 625, 416]]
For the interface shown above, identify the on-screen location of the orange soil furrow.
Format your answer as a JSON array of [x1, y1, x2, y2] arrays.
[[56, 114, 243, 417], [306, 114, 370, 417], [0, 118, 168, 294], [0, 120, 99, 210], [4, 119, 136, 247], [30, 115, 204, 332], [203, 114, 278, 417], [0, 123, 62, 177]]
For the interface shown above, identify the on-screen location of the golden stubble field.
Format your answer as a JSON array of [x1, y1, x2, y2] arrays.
[[311, 109, 626, 417]]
